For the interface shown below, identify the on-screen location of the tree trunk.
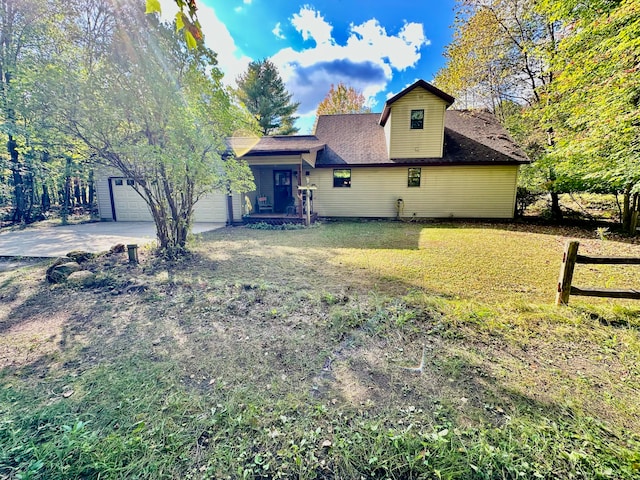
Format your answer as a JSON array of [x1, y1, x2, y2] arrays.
[[41, 184, 51, 212], [621, 184, 631, 232], [88, 169, 95, 208], [62, 156, 72, 224], [550, 192, 562, 222], [74, 178, 82, 206], [8, 134, 26, 223]]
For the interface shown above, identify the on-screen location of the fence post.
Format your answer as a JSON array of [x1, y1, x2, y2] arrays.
[[127, 244, 139, 264], [556, 241, 579, 305]]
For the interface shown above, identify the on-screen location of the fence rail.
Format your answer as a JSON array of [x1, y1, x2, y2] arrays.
[[556, 241, 640, 305]]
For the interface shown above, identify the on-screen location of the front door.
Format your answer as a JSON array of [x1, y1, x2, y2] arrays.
[[273, 170, 292, 213]]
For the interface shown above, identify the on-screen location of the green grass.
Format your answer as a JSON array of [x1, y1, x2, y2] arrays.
[[1, 220, 639, 479]]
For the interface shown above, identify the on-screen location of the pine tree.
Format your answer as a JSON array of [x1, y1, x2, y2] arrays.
[[236, 59, 299, 135]]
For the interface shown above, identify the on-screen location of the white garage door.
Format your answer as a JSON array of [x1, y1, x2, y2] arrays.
[[193, 193, 228, 222], [111, 179, 228, 222], [111, 179, 152, 221]]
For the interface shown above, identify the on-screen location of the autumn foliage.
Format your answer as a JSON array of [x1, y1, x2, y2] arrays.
[[317, 82, 371, 116]]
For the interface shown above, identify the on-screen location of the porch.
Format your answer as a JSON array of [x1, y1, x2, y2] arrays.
[[245, 160, 317, 225]]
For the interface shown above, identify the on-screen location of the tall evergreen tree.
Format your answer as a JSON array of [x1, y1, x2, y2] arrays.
[[236, 59, 299, 135]]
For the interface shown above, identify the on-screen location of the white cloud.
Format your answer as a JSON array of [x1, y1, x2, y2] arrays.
[[243, 0, 252, 4], [270, 6, 430, 115], [158, 0, 251, 87], [290, 6, 334, 46], [272, 22, 285, 39]]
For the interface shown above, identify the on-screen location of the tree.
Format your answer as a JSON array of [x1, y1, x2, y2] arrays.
[[61, 6, 254, 257], [434, 0, 566, 219], [0, 0, 58, 222], [145, 0, 202, 48], [434, 0, 556, 115], [535, 0, 639, 232], [236, 59, 299, 136], [316, 82, 371, 116]]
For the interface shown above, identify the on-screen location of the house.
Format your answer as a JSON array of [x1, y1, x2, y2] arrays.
[[96, 80, 529, 224]]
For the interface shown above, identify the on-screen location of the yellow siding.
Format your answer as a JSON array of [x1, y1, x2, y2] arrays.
[[388, 88, 447, 158], [308, 166, 518, 219], [232, 193, 243, 220]]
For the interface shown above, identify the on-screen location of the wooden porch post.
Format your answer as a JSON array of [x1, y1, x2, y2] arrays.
[[298, 164, 303, 219]]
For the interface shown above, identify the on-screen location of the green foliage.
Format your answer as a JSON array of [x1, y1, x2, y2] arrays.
[[236, 59, 300, 135], [536, 0, 640, 194], [434, 0, 553, 112], [437, 0, 639, 225], [245, 221, 307, 230], [55, 6, 254, 256]]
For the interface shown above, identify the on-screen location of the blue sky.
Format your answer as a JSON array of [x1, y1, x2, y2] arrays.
[[161, 0, 457, 133]]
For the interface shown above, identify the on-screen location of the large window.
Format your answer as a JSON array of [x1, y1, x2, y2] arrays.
[[333, 169, 351, 188], [410, 109, 424, 129], [408, 168, 421, 187]]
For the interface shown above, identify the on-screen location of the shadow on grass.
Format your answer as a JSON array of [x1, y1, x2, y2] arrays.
[[1, 241, 639, 478]]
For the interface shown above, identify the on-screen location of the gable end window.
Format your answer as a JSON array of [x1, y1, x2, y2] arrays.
[[333, 169, 351, 188], [410, 109, 424, 129], [408, 168, 421, 187]]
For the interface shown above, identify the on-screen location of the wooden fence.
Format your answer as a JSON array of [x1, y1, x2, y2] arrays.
[[556, 241, 640, 305]]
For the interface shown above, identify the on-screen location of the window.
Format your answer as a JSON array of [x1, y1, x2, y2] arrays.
[[410, 109, 424, 129], [333, 169, 351, 188], [114, 179, 123, 186], [126, 179, 135, 186], [408, 168, 421, 187]]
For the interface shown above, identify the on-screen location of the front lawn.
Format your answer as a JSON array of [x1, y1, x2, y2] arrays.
[[1, 221, 639, 479]]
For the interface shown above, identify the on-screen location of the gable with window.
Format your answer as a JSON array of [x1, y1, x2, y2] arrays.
[[410, 109, 424, 129]]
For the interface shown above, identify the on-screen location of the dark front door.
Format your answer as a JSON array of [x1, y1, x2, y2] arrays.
[[273, 170, 292, 213]]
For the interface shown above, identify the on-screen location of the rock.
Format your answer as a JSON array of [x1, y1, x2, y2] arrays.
[[67, 270, 96, 287], [66, 250, 94, 263], [45, 258, 68, 282], [109, 244, 125, 254], [49, 257, 69, 268], [46, 261, 82, 284]]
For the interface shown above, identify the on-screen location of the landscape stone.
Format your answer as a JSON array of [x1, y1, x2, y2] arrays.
[[109, 244, 126, 254], [66, 250, 95, 263], [67, 270, 96, 287], [46, 261, 82, 284]]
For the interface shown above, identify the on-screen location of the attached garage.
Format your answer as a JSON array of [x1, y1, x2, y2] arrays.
[[99, 177, 231, 223], [111, 179, 151, 221]]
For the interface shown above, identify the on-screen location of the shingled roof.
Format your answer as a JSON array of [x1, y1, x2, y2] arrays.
[[314, 110, 529, 167], [228, 135, 324, 157]]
